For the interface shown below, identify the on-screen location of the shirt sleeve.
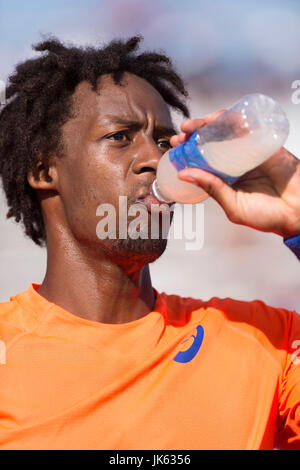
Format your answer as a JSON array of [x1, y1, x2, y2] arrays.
[[276, 310, 300, 449]]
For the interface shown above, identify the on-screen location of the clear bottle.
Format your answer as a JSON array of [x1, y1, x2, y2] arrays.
[[152, 93, 289, 204]]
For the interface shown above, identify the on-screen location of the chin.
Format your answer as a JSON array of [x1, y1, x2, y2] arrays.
[[104, 237, 168, 267], [77, 212, 171, 267]]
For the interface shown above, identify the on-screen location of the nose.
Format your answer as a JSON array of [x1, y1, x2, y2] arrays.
[[132, 136, 163, 175]]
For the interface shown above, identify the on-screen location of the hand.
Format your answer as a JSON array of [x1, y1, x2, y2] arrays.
[[170, 112, 300, 239]]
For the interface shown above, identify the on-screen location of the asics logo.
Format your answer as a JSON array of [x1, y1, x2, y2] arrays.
[[173, 325, 204, 363]]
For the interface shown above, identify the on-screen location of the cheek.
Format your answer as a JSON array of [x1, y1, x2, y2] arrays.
[[54, 160, 96, 236], [57, 159, 128, 239]]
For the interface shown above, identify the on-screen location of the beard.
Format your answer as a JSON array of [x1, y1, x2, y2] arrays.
[[98, 209, 173, 269], [103, 236, 168, 266], [74, 183, 175, 270]]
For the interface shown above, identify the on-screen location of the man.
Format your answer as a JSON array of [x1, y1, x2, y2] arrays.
[[0, 36, 299, 450]]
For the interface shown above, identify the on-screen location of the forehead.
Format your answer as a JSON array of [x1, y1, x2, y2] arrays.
[[71, 72, 172, 125]]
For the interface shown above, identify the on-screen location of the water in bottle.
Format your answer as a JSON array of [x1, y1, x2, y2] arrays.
[[151, 93, 289, 204]]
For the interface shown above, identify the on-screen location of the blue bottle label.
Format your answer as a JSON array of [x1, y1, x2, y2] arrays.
[[169, 131, 239, 185]]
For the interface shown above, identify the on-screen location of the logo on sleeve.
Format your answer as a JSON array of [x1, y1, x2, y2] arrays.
[[291, 339, 300, 366], [0, 340, 6, 365], [173, 325, 204, 363]]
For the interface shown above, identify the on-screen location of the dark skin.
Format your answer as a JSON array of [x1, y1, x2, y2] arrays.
[[28, 72, 300, 324], [28, 73, 177, 324]]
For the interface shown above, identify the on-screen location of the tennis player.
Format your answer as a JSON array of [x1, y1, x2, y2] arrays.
[[0, 36, 299, 450]]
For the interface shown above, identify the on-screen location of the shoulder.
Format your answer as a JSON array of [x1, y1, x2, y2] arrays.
[[207, 296, 300, 348], [157, 290, 300, 349], [0, 296, 21, 320], [155, 290, 205, 326], [0, 296, 26, 344]]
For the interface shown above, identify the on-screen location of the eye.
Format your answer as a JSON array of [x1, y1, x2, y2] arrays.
[[158, 139, 172, 151], [108, 131, 129, 142]]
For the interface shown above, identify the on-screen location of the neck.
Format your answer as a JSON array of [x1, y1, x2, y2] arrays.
[[38, 231, 156, 325]]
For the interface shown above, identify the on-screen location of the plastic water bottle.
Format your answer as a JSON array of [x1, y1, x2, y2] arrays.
[[151, 93, 289, 204]]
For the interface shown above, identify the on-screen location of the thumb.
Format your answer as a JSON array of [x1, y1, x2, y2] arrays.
[[178, 168, 239, 222]]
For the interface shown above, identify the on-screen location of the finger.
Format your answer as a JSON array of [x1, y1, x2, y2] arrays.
[[204, 109, 226, 121], [180, 109, 226, 134], [170, 109, 226, 149], [170, 116, 216, 148], [178, 168, 239, 223], [180, 118, 207, 134], [170, 132, 191, 147]]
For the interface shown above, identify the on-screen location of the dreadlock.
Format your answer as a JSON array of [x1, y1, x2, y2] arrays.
[[0, 35, 190, 246]]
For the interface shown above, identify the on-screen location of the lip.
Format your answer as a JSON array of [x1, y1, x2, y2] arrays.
[[135, 194, 175, 214]]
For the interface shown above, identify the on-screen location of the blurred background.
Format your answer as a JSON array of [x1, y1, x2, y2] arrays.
[[0, 0, 300, 312]]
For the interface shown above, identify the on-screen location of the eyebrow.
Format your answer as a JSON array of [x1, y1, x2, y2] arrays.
[[103, 117, 178, 137]]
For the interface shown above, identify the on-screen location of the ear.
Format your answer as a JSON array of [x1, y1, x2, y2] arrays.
[[27, 160, 59, 191]]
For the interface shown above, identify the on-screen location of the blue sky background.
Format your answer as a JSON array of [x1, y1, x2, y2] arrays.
[[1, 0, 300, 95]]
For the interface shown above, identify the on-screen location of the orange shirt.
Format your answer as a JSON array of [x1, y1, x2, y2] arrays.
[[0, 283, 299, 450]]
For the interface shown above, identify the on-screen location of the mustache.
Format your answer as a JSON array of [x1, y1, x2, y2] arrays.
[[126, 181, 153, 207]]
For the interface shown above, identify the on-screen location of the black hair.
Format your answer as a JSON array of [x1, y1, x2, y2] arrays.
[[0, 35, 190, 245]]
